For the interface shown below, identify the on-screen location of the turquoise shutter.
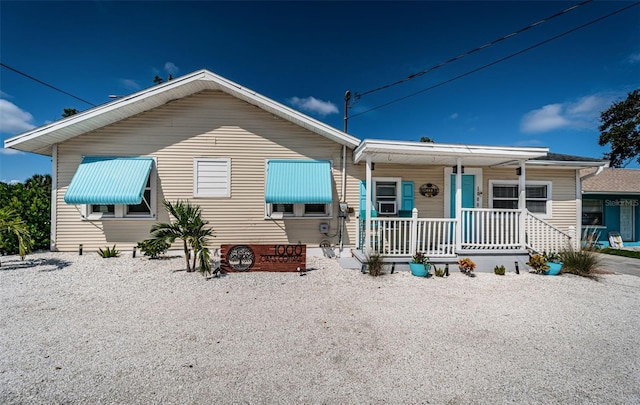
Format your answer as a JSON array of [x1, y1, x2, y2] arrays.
[[401, 181, 414, 214], [359, 180, 377, 218]]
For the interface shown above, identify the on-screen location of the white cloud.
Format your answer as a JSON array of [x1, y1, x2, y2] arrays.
[[628, 52, 640, 63], [119, 78, 141, 90], [288, 96, 338, 116], [449, 112, 459, 120], [0, 147, 24, 155], [1, 179, 21, 185], [0, 99, 36, 134], [164, 62, 179, 75], [520, 104, 570, 133], [520, 94, 610, 133], [0, 90, 11, 98]]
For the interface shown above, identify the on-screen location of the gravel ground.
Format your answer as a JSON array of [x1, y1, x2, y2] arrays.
[[1, 251, 639, 404]]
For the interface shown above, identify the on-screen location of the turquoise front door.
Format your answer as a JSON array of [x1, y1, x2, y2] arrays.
[[450, 174, 475, 217]]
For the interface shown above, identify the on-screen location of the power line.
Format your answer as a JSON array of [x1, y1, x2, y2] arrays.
[[0, 63, 97, 107], [349, 1, 640, 120], [352, 0, 593, 103]]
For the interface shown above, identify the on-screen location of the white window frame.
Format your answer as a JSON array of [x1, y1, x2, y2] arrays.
[[373, 177, 402, 216], [82, 158, 157, 221], [488, 180, 552, 219], [194, 157, 231, 198], [264, 159, 333, 219]]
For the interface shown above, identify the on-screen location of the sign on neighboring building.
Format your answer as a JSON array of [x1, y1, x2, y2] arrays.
[[220, 244, 306, 272]]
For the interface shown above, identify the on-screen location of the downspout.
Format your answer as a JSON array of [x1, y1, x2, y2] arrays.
[[339, 143, 346, 255], [339, 90, 351, 255], [50, 144, 57, 251]]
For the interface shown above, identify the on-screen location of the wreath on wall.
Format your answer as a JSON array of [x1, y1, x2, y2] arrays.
[[419, 183, 439, 197]]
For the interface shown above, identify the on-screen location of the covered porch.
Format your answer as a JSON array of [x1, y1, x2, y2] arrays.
[[352, 140, 577, 262]]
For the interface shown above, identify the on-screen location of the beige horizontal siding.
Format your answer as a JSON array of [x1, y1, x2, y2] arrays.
[[55, 91, 355, 252]]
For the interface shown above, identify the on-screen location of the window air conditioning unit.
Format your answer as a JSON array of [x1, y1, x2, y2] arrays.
[[377, 201, 397, 215]]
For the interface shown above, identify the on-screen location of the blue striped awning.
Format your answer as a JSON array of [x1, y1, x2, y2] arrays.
[[265, 160, 333, 204], [64, 156, 153, 205]]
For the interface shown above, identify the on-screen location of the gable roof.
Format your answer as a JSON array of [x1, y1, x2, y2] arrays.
[[581, 168, 640, 194], [4, 69, 360, 156]]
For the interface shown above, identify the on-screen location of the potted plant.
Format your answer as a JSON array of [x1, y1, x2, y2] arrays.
[[409, 252, 430, 277], [526, 254, 550, 274], [458, 257, 476, 276], [543, 251, 563, 276]]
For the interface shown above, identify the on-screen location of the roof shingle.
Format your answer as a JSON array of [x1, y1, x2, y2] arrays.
[[581, 168, 640, 194]]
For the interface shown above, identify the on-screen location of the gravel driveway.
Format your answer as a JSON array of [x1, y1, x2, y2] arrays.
[[1, 251, 639, 404]]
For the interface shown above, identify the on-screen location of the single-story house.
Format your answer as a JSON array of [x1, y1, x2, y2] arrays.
[[5, 69, 609, 264], [581, 168, 640, 246]]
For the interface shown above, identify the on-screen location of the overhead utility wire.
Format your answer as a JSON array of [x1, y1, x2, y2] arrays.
[[349, 1, 640, 120], [353, 0, 593, 103], [0, 63, 97, 107]]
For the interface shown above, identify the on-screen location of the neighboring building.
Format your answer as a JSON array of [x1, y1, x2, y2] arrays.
[[5, 69, 608, 261], [581, 168, 640, 245]]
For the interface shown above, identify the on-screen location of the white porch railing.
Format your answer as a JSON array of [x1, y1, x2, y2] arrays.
[[460, 208, 523, 250], [524, 212, 573, 254], [357, 208, 573, 258], [360, 216, 458, 258]]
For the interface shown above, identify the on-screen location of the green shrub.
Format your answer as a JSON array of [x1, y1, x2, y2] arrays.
[[0, 175, 50, 255], [434, 267, 446, 277], [560, 248, 600, 278], [527, 254, 549, 273], [137, 238, 171, 259], [494, 265, 506, 275], [365, 252, 384, 277], [98, 244, 120, 258]]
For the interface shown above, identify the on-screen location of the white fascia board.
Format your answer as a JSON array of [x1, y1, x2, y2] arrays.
[[526, 160, 610, 169], [5, 69, 360, 155], [353, 139, 548, 163]]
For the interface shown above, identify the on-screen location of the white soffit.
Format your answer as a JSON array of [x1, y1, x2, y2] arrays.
[[5, 69, 360, 156]]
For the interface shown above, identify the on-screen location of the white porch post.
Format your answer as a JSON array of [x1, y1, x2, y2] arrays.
[[518, 160, 527, 250], [50, 144, 57, 252], [365, 155, 373, 253], [454, 158, 462, 252], [575, 169, 582, 250]]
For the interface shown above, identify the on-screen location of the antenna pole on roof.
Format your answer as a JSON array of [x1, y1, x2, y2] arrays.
[[344, 90, 351, 133]]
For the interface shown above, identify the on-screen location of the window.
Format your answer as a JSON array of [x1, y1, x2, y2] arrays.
[[268, 203, 330, 218], [194, 158, 231, 197], [84, 169, 156, 220], [582, 199, 603, 226], [489, 181, 552, 217], [264, 159, 333, 219], [373, 178, 401, 215]]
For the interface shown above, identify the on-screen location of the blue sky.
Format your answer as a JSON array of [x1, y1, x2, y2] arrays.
[[1, 1, 639, 183]]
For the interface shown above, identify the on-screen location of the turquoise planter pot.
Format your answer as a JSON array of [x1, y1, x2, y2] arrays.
[[544, 262, 563, 276], [409, 262, 428, 277]]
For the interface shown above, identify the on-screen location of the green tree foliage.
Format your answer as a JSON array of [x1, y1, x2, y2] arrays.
[[0, 207, 34, 260], [598, 89, 640, 167], [150, 200, 214, 274], [62, 108, 79, 118], [153, 75, 164, 85], [420, 136, 435, 143], [0, 174, 51, 255]]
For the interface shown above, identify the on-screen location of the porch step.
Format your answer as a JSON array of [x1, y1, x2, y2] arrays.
[[351, 249, 530, 274]]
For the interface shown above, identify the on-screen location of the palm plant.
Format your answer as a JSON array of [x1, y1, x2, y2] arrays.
[[150, 200, 214, 272], [0, 207, 34, 261]]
